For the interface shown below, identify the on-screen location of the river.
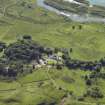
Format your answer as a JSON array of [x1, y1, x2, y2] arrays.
[[37, 0, 105, 23], [88, 0, 105, 7]]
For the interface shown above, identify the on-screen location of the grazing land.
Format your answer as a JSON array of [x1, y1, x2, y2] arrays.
[[0, 0, 105, 105]]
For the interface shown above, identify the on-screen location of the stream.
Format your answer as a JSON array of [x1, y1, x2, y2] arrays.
[[37, 0, 105, 23]]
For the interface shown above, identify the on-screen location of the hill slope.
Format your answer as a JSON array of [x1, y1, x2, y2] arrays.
[[0, 0, 105, 105]]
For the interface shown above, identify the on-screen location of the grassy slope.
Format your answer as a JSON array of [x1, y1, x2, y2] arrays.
[[0, 4, 105, 61], [0, 69, 66, 105], [0, 68, 105, 105], [0, 0, 105, 105], [0, 0, 105, 61]]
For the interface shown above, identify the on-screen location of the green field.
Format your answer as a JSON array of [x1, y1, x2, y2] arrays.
[[0, 0, 105, 61], [0, 0, 105, 105], [0, 68, 105, 105]]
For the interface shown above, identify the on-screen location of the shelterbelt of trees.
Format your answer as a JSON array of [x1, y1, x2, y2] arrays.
[[0, 35, 105, 79]]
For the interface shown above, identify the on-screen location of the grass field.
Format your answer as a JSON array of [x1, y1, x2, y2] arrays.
[[0, 68, 105, 105], [0, 0, 105, 105], [0, 1, 105, 61], [0, 68, 69, 105]]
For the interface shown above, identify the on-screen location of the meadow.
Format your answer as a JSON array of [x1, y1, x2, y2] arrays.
[[0, 0, 105, 105]]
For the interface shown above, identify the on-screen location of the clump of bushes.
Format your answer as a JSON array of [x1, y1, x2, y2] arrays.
[[78, 96, 85, 101], [62, 76, 75, 83], [0, 41, 6, 52], [3, 98, 20, 104], [84, 87, 104, 99], [37, 100, 56, 105]]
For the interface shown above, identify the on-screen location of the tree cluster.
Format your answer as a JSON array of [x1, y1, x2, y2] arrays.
[[4, 40, 43, 63], [65, 58, 102, 71]]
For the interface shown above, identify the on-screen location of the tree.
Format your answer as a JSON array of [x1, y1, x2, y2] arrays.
[[79, 25, 82, 30], [70, 48, 73, 53], [54, 48, 59, 53], [23, 35, 32, 40], [0, 41, 6, 52], [0, 63, 5, 75], [86, 79, 92, 86], [56, 64, 63, 70], [72, 26, 75, 30], [44, 48, 54, 55]]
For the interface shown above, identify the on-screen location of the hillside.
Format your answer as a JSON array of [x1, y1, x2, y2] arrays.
[[0, 0, 105, 105]]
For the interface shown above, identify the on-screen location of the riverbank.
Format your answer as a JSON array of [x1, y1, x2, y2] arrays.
[[37, 0, 105, 22], [44, 0, 105, 18]]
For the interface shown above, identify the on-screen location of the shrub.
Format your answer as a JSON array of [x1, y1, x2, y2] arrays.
[[78, 96, 84, 101], [86, 79, 92, 86]]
